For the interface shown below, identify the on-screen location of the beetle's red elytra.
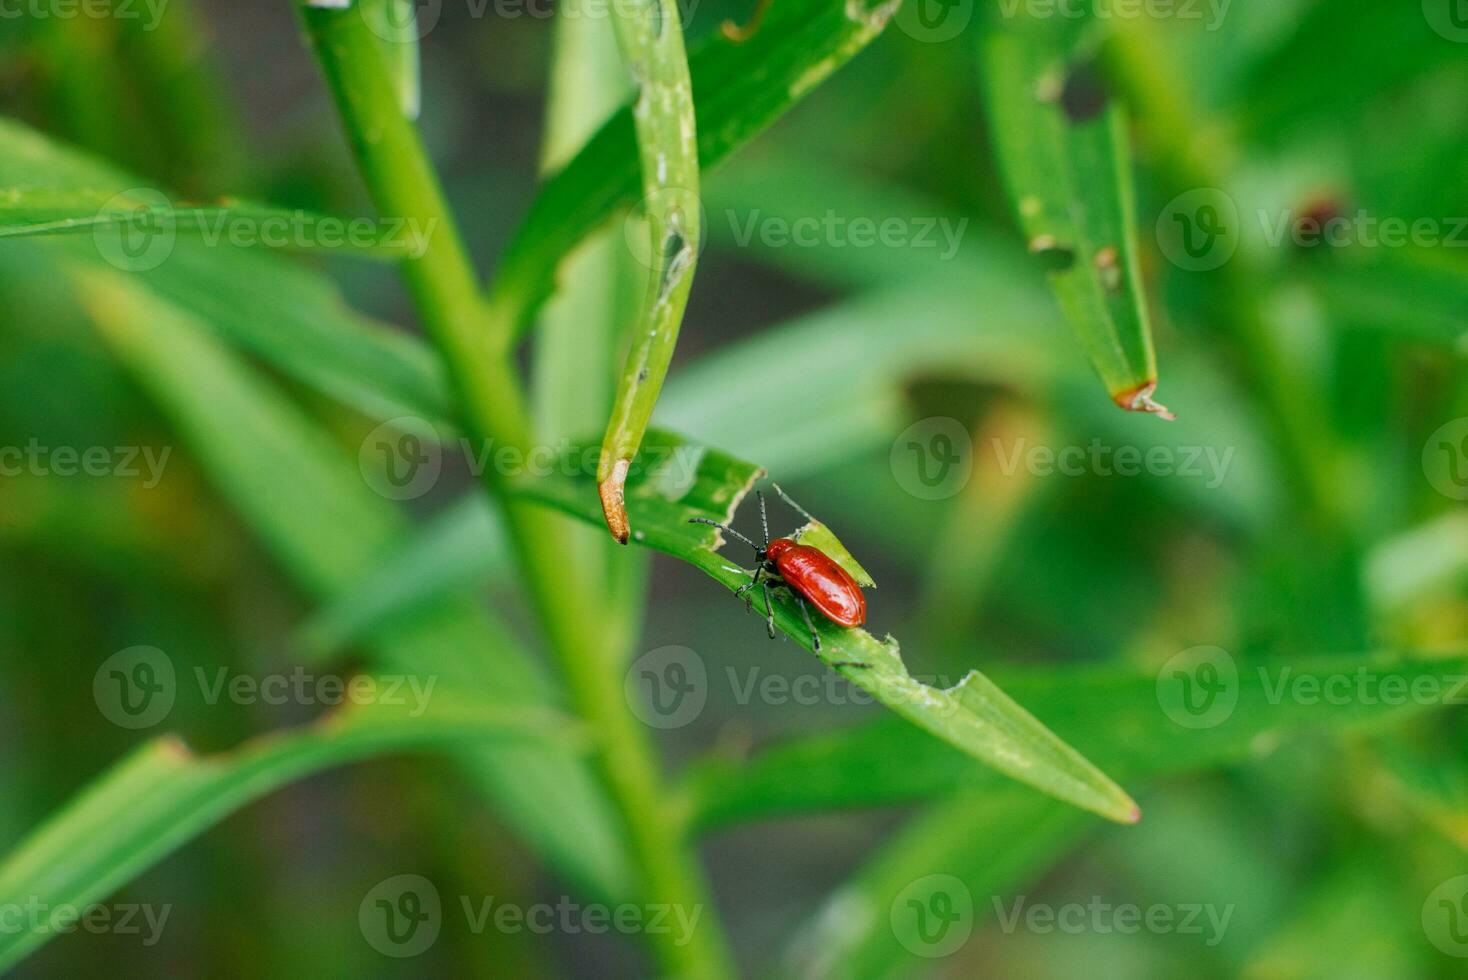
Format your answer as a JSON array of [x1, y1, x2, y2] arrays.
[[763, 538, 866, 628], [690, 486, 868, 655]]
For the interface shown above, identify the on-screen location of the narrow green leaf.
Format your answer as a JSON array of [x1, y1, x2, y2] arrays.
[[0, 697, 579, 974], [0, 186, 425, 258], [980, 12, 1169, 416], [597, 0, 703, 542], [487, 0, 905, 340], [0, 116, 455, 430], [511, 431, 1140, 824], [681, 653, 1468, 828]]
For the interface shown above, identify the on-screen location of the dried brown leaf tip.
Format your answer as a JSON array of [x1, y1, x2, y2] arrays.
[[599, 458, 632, 545], [1113, 381, 1176, 421]]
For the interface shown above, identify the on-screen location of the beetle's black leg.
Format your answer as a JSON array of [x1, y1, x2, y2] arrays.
[[761, 578, 776, 638], [735, 565, 762, 610], [795, 595, 821, 652]]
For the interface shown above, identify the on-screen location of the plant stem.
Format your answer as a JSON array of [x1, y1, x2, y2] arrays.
[[294, 8, 732, 977]]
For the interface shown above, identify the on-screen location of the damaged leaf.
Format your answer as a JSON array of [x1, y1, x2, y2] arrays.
[[513, 432, 1140, 824], [598, 0, 702, 542], [980, 14, 1170, 417]]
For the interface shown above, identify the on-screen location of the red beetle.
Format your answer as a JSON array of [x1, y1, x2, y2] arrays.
[[691, 486, 866, 652]]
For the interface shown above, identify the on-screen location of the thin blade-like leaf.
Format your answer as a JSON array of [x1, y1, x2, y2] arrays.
[[0, 697, 579, 974], [980, 11, 1169, 415], [597, 0, 702, 542], [486, 0, 906, 340]]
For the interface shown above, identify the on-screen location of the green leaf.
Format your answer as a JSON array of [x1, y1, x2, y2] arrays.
[[681, 653, 1468, 828], [980, 12, 1168, 416], [486, 0, 905, 340], [0, 697, 580, 974], [0, 186, 425, 258], [73, 264, 634, 900], [597, 0, 703, 542], [510, 431, 1140, 824], [0, 116, 456, 430]]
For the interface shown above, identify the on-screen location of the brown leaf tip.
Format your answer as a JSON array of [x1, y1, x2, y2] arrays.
[[598, 459, 632, 545], [1113, 381, 1176, 421]]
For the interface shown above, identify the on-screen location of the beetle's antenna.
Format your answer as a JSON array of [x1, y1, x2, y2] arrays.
[[772, 483, 816, 523], [689, 518, 759, 553], [757, 491, 770, 548]]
